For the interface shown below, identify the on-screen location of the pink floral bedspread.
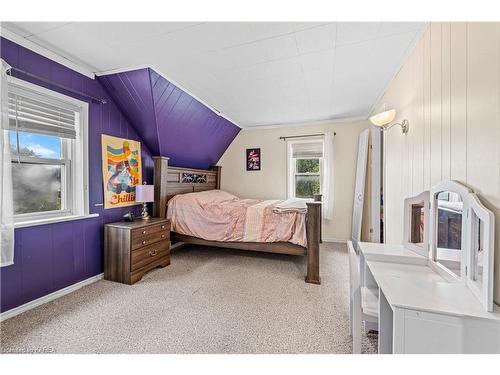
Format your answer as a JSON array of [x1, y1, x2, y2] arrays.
[[166, 190, 307, 247]]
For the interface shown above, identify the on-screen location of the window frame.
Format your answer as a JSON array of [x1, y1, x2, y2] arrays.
[[287, 139, 324, 199], [7, 76, 90, 227]]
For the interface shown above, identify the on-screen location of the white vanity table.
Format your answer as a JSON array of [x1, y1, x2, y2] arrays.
[[358, 241, 500, 353], [350, 181, 500, 354]]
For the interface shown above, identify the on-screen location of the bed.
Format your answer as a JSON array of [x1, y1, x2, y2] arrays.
[[152, 157, 321, 284]]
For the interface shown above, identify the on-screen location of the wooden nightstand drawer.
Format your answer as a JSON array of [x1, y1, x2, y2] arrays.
[[130, 255, 170, 284], [131, 230, 170, 250], [131, 221, 170, 238], [131, 240, 170, 271], [104, 218, 171, 285]]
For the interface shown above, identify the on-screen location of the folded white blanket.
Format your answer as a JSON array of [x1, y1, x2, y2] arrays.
[[273, 198, 311, 214]]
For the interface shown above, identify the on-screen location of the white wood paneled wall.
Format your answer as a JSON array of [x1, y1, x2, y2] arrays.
[[377, 23, 500, 303]]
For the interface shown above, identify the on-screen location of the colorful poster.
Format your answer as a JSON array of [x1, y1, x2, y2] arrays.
[[101, 135, 142, 209], [246, 148, 261, 171]]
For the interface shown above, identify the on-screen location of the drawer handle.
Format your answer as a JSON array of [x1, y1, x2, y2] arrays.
[[142, 240, 147, 245], [161, 234, 165, 238], [149, 249, 157, 257], [161, 225, 166, 229], [142, 230, 146, 235]]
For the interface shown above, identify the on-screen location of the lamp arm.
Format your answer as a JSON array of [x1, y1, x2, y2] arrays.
[[384, 122, 399, 131], [383, 119, 409, 134]]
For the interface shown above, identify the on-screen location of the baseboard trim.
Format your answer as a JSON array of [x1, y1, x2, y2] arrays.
[[0, 273, 104, 322], [322, 237, 347, 244]]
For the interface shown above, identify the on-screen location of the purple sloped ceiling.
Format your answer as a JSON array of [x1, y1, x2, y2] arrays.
[[99, 68, 240, 169], [98, 68, 160, 155]]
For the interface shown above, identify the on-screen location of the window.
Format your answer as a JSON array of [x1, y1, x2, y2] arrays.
[[6, 77, 89, 225], [288, 139, 324, 199]]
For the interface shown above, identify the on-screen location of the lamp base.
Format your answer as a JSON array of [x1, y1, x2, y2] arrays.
[[140, 202, 151, 220]]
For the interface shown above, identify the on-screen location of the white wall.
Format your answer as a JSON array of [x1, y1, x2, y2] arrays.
[[377, 23, 500, 303], [218, 120, 369, 241]]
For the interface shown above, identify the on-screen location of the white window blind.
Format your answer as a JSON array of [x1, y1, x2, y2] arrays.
[[6, 76, 90, 227], [290, 140, 323, 158], [8, 92, 77, 139]]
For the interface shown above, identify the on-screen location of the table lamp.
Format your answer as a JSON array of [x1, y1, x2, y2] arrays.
[[135, 182, 154, 220]]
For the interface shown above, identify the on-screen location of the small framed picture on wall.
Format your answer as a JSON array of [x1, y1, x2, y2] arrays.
[[246, 148, 261, 171]]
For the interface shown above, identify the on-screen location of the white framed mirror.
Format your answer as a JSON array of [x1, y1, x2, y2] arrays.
[[403, 190, 430, 257], [466, 193, 495, 312], [408, 180, 496, 312], [429, 181, 472, 281]]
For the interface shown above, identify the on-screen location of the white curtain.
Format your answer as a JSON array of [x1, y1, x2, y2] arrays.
[[322, 131, 334, 220], [0, 58, 14, 267]]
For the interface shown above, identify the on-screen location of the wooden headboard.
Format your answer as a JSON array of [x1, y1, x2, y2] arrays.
[[152, 156, 221, 218]]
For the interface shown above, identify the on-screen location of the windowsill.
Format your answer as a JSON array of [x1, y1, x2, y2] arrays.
[[14, 213, 99, 229]]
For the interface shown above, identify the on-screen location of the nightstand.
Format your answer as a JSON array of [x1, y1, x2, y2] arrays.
[[104, 218, 171, 284]]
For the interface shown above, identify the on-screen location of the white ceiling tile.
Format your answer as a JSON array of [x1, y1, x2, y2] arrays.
[[26, 23, 110, 56], [199, 23, 256, 49], [334, 39, 375, 73], [261, 34, 299, 61], [278, 74, 307, 98], [249, 22, 294, 39], [304, 70, 334, 96], [378, 22, 423, 37], [85, 22, 202, 46], [232, 64, 274, 83], [280, 84, 307, 99], [336, 22, 381, 46], [371, 31, 419, 63], [219, 41, 269, 68], [299, 49, 335, 72], [294, 23, 336, 54], [291, 22, 332, 32], [3, 22, 71, 37], [266, 57, 303, 77], [150, 25, 221, 54], [4, 21, 424, 127]]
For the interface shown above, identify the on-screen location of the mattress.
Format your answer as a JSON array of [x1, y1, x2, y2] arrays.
[[166, 190, 307, 247]]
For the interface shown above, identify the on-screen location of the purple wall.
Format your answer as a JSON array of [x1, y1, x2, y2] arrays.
[[0, 37, 154, 313], [98, 68, 240, 169]]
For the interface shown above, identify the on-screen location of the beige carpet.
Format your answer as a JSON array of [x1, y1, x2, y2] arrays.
[[1, 242, 377, 354]]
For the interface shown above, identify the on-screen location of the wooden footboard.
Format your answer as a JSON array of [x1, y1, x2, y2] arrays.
[[305, 201, 322, 284]]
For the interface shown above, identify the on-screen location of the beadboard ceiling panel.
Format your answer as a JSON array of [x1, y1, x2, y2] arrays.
[[99, 68, 240, 169], [2, 22, 425, 127]]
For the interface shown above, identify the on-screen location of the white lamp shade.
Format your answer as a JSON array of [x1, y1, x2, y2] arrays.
[[135, 184, 154, 202], [369, 109, 396, 127]]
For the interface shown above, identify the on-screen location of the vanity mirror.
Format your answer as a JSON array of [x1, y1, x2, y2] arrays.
[[429, 181, 471, 280], [466, 193, 495, 311], [435, 190, 464, 276], [403, 190, 430, 257], [428, 180, 496, 311]]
